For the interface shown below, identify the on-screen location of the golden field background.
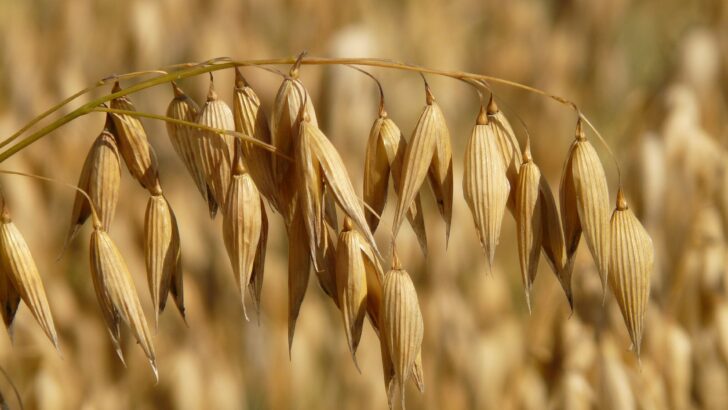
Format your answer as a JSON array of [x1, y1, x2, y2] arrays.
[[0, 0, 727, 409]]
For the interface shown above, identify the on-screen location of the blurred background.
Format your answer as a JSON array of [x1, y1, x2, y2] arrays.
[[0, 0, 727, 409]]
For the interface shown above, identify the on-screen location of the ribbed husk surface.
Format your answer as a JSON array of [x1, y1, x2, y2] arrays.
[[363, 115, 427, 254], [539, 178, 572, 308], [0, 262, 20, 333], [486, 96, 522, 212], [393, 86, 451, 244], [195, 81, 234, 212], [67, 122, 120, 242], [287, 205, 310, 355], [463, 109, 510, 271], [166, 83, 209, 204], [90, 227, 157, 379], [515, 146, 543, 312], [608, 190, 653, 357], [382, 260, 424, 410], [232, 68, 278, 210], [0, 205, 58, 348], [109, 82, 160, 192], [144, 193, 182, 326], [223, 143, 262, 321], [248, 199, 268, 323]]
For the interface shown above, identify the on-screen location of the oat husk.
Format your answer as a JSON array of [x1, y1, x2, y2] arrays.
[[110, 82, 161, 192], [608, 189, 653, 357], [287, 205, 310, 356], [486, 95, 522, 211], [539, 177, 572, 308], [463, 107, 510, 271], [515, 142, 542, 312], [248, 199, 268, 323], [0, 262, 20, 335]]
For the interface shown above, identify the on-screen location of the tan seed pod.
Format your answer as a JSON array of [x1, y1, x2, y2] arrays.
[[0, 263, 20, 334], [248, 199, 268, 323], [295, 122, 325, 270], [166, 83, 210, 207], [486, 96, 522, 212], [382, 253, 424, 410], [412, 351, 425, 393], [393, 85, 450, 243], [110, 82, 161, 192], [608, 189, 653, 357], [168, 208, 185, 321], [67, 118, 121, 243], [378, 321, 396, 409], [336, 218, 382, 369], [299, 119, 382, 262], [90, 225, 157, 379], [559, 137, 582, 285], [567, 122, 611, 293], [232, 69, 278, 210], [270, 76, 318, 190], [426, 95, 454, 244], [144, 192, 180, 327], [195, 78, 234, 211], [0, 203, 58, 349], [314, 226, 338, 307], [223, 141, 262, 321], [539, 178, 572, 308], [515, 142, 543, 312], [363, 114, 427, 254], [463, 107, 510, 271], [287, 205, 310, 355]]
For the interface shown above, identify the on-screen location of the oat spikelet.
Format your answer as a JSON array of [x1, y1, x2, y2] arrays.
[[248, 199, 268, 323], [487, 96, 522, 211], [0, 262, 20, 336], [515, 142, 543, 312], [67, 117, 121, 243], [463, 107, 510, 271], [364, 113, 428, 254], [144, 191, 180, 327], [168, 208, 185, 321], [539, 178, 572, 308], [233, 69, 278, 209], [166, 83, 210, 205], [223, 141, 262, 321], [0, 203, 58, 348], [568, 121, 611, 293], [270, 75, 317, 214], [195, 77, 234, 212], [90, 225, 157, 379], [336, 218, 382, 370], [393, 85, 451, 244], [382, 251, 424, 410], [559, 137, 582, 286], [314, 226, 338, 306], [110, 82, 161, 192], [295, 120, 325, 270], [299, 119, 382, 262], [609, 189, 653, 357], [287, 205, 310, 356]]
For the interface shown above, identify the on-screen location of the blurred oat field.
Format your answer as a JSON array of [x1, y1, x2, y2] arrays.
[[0, 0, 727, 409]]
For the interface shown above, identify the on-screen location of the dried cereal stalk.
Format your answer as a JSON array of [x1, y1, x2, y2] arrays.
[[0, 201, 59, 349], [515, 142, 543, 312], [144, 191, 181, 326], [382, 251, 424, 410], [223, 141, 263, 320], [67, 116, 121, 242], [232, 68, 278, 209], [110, 82, 161, 192], [608, 189, 653, 357], [463, 107, 510, 271], [90, 223, 157, 379], [195, 77, 234, 212], [363, 112, 427, 254]]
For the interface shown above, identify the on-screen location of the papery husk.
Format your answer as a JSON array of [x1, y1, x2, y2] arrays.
[[223, 141, 262, 321], [608, 189, 653, 357], [195, 79, 234, 212], [270, 76, 318, 198], [144, 193, 181, 326], [110, 82, 161, 192], [67, 119, 121, 243], [168, 208, 185, 321], [393, 85, 450, 245], [166, 83, 212, 212], [232, 69, 278, 210], [287, 205, 310, 356], [559, 138, 582, 284], [0, 263, 20, 335], [363, 114, 427, 254], [314, 226, 338, 306], [382, 254, 424, 410], [515, 143, 542, 312], [486, 96, 522, 211], [248, 199, 268, 323], [299, 119, 382, 262], [539, 178, 572, 308], [0, 203, 58, 349], [463, 108, 510, 271], [90, 226, 157, 379], [295, 121, 325, 270]]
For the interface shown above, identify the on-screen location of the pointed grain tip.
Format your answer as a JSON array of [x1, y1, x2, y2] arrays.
[[171, 82, 184, 98], [234, 67, 247, 89], [486, 94, 498, 115], [476, 105, 488, 125], [616, 187, 628, 210]]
